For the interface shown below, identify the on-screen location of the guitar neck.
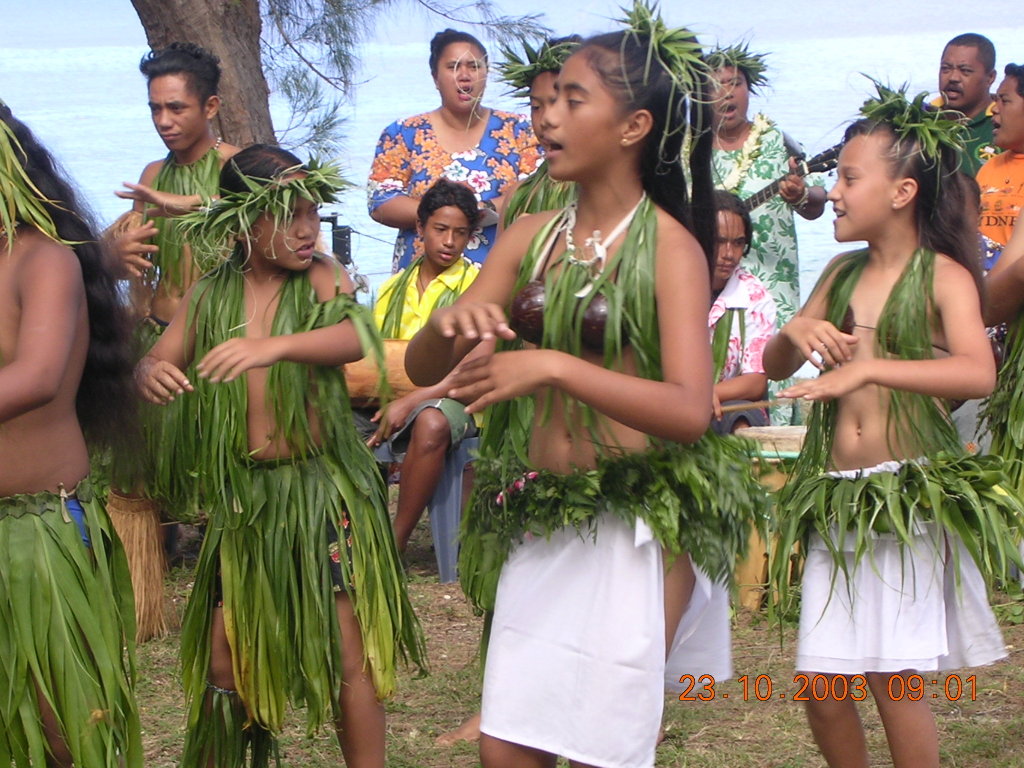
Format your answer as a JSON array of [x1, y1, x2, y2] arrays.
[[743, 180, 783, 213], [739, 144, 841, 214]]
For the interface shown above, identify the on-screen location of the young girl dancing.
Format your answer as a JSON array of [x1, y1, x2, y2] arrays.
[[0, 103, 142, 767], [763, 84, 1024, 768], [497, 34, 581, 227], [406, 4, 764, 766], [136, 144, 425, 768]]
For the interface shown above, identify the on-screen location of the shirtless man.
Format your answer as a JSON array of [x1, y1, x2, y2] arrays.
[[106, 42, 239, 643], [112, 41, 240, 324]]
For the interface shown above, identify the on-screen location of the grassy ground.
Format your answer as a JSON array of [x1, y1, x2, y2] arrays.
[[138, 525, 1024, 767]]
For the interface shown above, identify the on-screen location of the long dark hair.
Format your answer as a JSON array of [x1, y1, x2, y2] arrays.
[[576, 32, 716, 267], [220, 143, 303, 194], [843, 118, 983, 297], [0, 104, 137, 452], [713, 190, 753, 255]]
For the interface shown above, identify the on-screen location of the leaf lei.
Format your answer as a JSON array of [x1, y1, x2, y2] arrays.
[[786, 248, 957, 487], [497, 37, 581, 98], [711, 307, 745, 382], [145, 147, 222, 291], [706, 43, 770, 91], [980, 313, 1024, 497], [0, 108, 72, 250], [716, 112, 773, 194], [175, 158, 348, 272]]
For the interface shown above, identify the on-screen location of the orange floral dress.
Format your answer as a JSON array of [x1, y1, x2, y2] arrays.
[[368, 109, 539, 271]]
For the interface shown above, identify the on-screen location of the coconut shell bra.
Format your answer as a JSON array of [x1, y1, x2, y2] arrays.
[[508, 199, 643, 351]]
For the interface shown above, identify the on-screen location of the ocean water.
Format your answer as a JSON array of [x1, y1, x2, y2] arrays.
[[1, 17, 1023, 304]]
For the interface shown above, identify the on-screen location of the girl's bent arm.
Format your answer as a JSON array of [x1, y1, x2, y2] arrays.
[[763, 255, 858, 379], [196, 262, 365, 382], [783, 260, 995, 402], [0, 241, 82, 422], [448, 212, 714, 443]]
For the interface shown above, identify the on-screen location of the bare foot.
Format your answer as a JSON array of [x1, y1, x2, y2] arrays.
[[435, 712, 481, 746]]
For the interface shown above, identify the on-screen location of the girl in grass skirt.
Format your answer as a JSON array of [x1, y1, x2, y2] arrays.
[[763, 83, 1024, 768], [136, 144, 425, 768], [406, 4, 765, 766], [0, 103, 141, 768]]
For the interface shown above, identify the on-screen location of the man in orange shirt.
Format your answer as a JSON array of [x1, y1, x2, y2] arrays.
[[978, 63, 1024, 253]]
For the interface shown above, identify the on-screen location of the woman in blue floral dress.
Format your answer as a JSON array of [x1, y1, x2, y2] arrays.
[[368, 29, 540, 272]]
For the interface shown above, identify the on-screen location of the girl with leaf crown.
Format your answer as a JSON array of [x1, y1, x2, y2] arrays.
[[406, 3, 765, 766], [497, 34, 581, 227], [763, 83, 1024, 768], [0, 102, 142, 768], [136, 144, 425, 768]]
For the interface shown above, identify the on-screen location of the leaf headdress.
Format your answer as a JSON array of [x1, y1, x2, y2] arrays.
[[175, 157, 348, 272], [0, 101, 70, 250], [705, 43, 769, 92], [858, 79, 968, 164], [612, 2, 709, 164], [497, 37, 582, 98]]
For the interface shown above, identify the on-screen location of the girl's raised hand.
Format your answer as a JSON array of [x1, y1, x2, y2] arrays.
[[135, 356, 193, 405], [447, 341, 558, 414], [429, 301, 516, 342], [197, 337, 283, 383], [782, 316, 858, 370]]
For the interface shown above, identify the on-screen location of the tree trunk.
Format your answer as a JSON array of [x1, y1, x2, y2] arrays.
[[130, 0, 275, 147]]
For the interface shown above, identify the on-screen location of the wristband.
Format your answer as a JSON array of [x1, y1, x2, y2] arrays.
[[789, 186, 810, 210]]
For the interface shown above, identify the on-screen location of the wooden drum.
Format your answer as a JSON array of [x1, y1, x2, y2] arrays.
[[733, 425, 806, 610], [343, 339, 417, 407]]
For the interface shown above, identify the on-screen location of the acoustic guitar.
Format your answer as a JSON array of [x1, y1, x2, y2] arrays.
[[742, 143, 842, 213]]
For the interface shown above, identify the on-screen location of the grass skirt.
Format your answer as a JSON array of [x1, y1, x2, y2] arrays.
[[771, 453, 1024, 615], [180, 454, 424, 768], [461, 436, 768, 615], [0, 484, 141, 768]]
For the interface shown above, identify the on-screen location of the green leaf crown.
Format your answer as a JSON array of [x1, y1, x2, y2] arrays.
[[176, 158, 348, 271], [858, 79, 968, 162], [497, 37, 582, 98], [705, 43, 769, 91], [618, 1, 706, 95], [614, 0, 709, 166]]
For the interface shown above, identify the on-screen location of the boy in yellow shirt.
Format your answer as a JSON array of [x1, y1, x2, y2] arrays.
[[371, 179, 481, 551]]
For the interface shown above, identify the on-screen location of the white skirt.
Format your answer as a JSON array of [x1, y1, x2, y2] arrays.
[[797, 464, 1007, 674], [480, 512, 731, 768]]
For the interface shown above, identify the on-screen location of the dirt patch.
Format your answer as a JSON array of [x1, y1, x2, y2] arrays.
[[138, 524, 1024, 767]]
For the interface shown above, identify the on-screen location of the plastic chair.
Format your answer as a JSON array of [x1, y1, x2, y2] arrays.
[[374, 436, 480, 583]]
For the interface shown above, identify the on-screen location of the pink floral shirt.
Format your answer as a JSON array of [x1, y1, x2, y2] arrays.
[[708, 266, 777, 382]]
